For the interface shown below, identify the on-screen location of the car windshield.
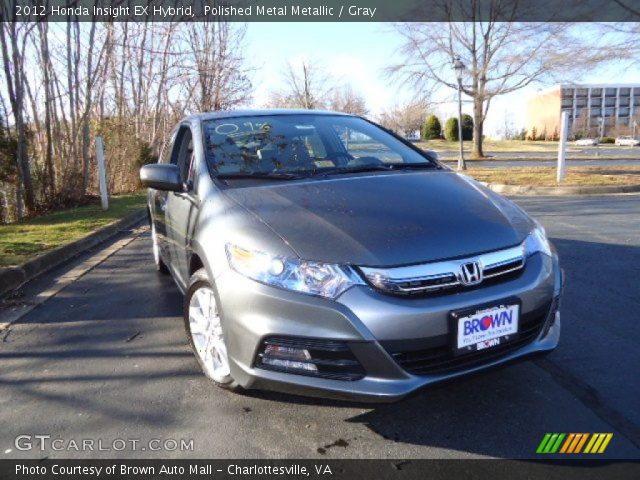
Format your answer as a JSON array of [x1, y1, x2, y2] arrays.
[[202, 114, 435, 178]]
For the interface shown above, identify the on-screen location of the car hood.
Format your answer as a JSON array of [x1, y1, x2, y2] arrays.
[[223, 171, 534, 266]]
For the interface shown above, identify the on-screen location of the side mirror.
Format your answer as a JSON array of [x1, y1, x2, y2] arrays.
[[140, 164, 182, 191]]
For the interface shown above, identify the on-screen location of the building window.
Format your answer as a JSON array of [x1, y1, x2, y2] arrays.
[[605, 107, 615, 117], [605, 97, 616, 107], [591, 108, 601, 117], [605, 88, 617, 97], [620, 88, 631, 96], [590, 88, 602, 97], [618, 107, 630, 117], [576, 88, 588, 97]]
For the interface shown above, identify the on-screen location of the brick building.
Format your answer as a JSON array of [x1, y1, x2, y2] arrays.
[[527, 84, 640, 138]]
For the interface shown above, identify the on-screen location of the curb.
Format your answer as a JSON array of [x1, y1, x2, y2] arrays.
[[484, 183, 640, 196], [0, 209, 147, 298]]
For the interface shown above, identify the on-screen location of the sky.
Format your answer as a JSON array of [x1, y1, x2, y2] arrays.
[[244, 23, 640, 137]]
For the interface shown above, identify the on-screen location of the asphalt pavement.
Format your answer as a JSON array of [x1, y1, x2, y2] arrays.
[[1, 195, 639, 459]]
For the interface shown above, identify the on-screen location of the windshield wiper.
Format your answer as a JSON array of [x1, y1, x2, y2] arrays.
[[315, 162, 438, 177], [315, 164, 394, 176], [216, 171, 307, 181], [388, 162, 440, 170]]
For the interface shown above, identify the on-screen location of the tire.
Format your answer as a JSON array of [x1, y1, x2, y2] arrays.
[[184, 268, 240, 391], [150, 221, 170, 274]]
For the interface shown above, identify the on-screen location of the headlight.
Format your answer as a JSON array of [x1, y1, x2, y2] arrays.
[[225, 244, 363, 299], [523, 224, 552, 257]]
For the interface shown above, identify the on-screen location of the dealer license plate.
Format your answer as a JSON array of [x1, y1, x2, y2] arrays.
[[454, 303, 520, 354]]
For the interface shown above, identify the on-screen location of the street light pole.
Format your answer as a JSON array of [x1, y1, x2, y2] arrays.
[[453, 56, 466, 170]]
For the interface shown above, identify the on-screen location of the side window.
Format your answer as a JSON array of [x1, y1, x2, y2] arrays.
[[158, 130, 177, 164], [171, 126, 195, 186], [186, 151, 197, 186]]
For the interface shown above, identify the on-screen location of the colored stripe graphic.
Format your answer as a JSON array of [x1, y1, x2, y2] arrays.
[[538, 433, 613, 454], [584, 434, 598, 453], [559, 433, 575, 453], [574, 433, 589, 453], [597, 433, 613, 453], [584, 433, 614, 454], [537, 433, 552, 453], [537, 433, 565, 453]]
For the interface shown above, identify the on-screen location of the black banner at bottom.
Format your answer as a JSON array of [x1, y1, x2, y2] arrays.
[[2, 459, 640, 480]]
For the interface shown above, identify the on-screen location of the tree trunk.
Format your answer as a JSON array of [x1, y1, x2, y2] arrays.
[[472, 96, 484, 158], [0, 21, 36, 214]]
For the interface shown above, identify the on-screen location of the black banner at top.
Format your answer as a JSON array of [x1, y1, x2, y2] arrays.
[[1, 0, 640, 22]]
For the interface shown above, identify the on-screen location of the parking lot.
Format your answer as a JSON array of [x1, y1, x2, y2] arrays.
[[1, 194, 639, 459]]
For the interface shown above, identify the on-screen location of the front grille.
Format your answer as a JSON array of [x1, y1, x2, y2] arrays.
[[484, 258, 524, 278], [394, 273, 458, 292], [255, 336, 365, 381], [384, 302, 552, 376], [359, 244, 525, 297]]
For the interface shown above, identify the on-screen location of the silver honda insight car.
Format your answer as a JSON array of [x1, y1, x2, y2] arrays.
[[140, 110, 563, 402]]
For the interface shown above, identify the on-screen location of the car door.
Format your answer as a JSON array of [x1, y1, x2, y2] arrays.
[[165, 125, 201, 287], [150, 129, 178, 266]]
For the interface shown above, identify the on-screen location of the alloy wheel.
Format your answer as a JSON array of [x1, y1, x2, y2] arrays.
[[188, 286, 231, 382]]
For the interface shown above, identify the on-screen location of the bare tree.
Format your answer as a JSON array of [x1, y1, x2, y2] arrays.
[[266, 59, 332, 109], [389, 8, 613, 157], [378, 99, 430, 137], [597, 22, 640, 65], [0, 19, 256, 222], [182, 22, 252, 112], [329, 85, 369, 116], [0, 16, 35, 214]]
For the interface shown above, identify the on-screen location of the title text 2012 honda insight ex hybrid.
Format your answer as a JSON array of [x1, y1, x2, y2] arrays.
[[140, 110, 563, 401]]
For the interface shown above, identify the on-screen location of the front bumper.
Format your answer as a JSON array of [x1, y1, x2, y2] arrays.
[[215, 252, 562, 402]]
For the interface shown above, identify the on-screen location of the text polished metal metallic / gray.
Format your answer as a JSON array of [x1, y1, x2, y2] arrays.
[[359, 244, 525, 295], [140, 109, 563, 402]]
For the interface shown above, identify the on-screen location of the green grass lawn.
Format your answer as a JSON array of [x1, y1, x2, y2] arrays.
[[0, 194, 146, 268], [416, 139, 560, 153]]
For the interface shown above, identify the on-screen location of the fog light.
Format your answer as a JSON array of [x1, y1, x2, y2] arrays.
[[264, 344, 311, 360], [261, 357, 318, 372], [256, 336, 366, 381]]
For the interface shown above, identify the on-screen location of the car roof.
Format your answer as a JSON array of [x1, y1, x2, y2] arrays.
[[185, 109, 354, 123]]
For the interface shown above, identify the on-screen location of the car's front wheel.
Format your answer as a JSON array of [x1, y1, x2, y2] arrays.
[[184, 269, 239, 390]]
